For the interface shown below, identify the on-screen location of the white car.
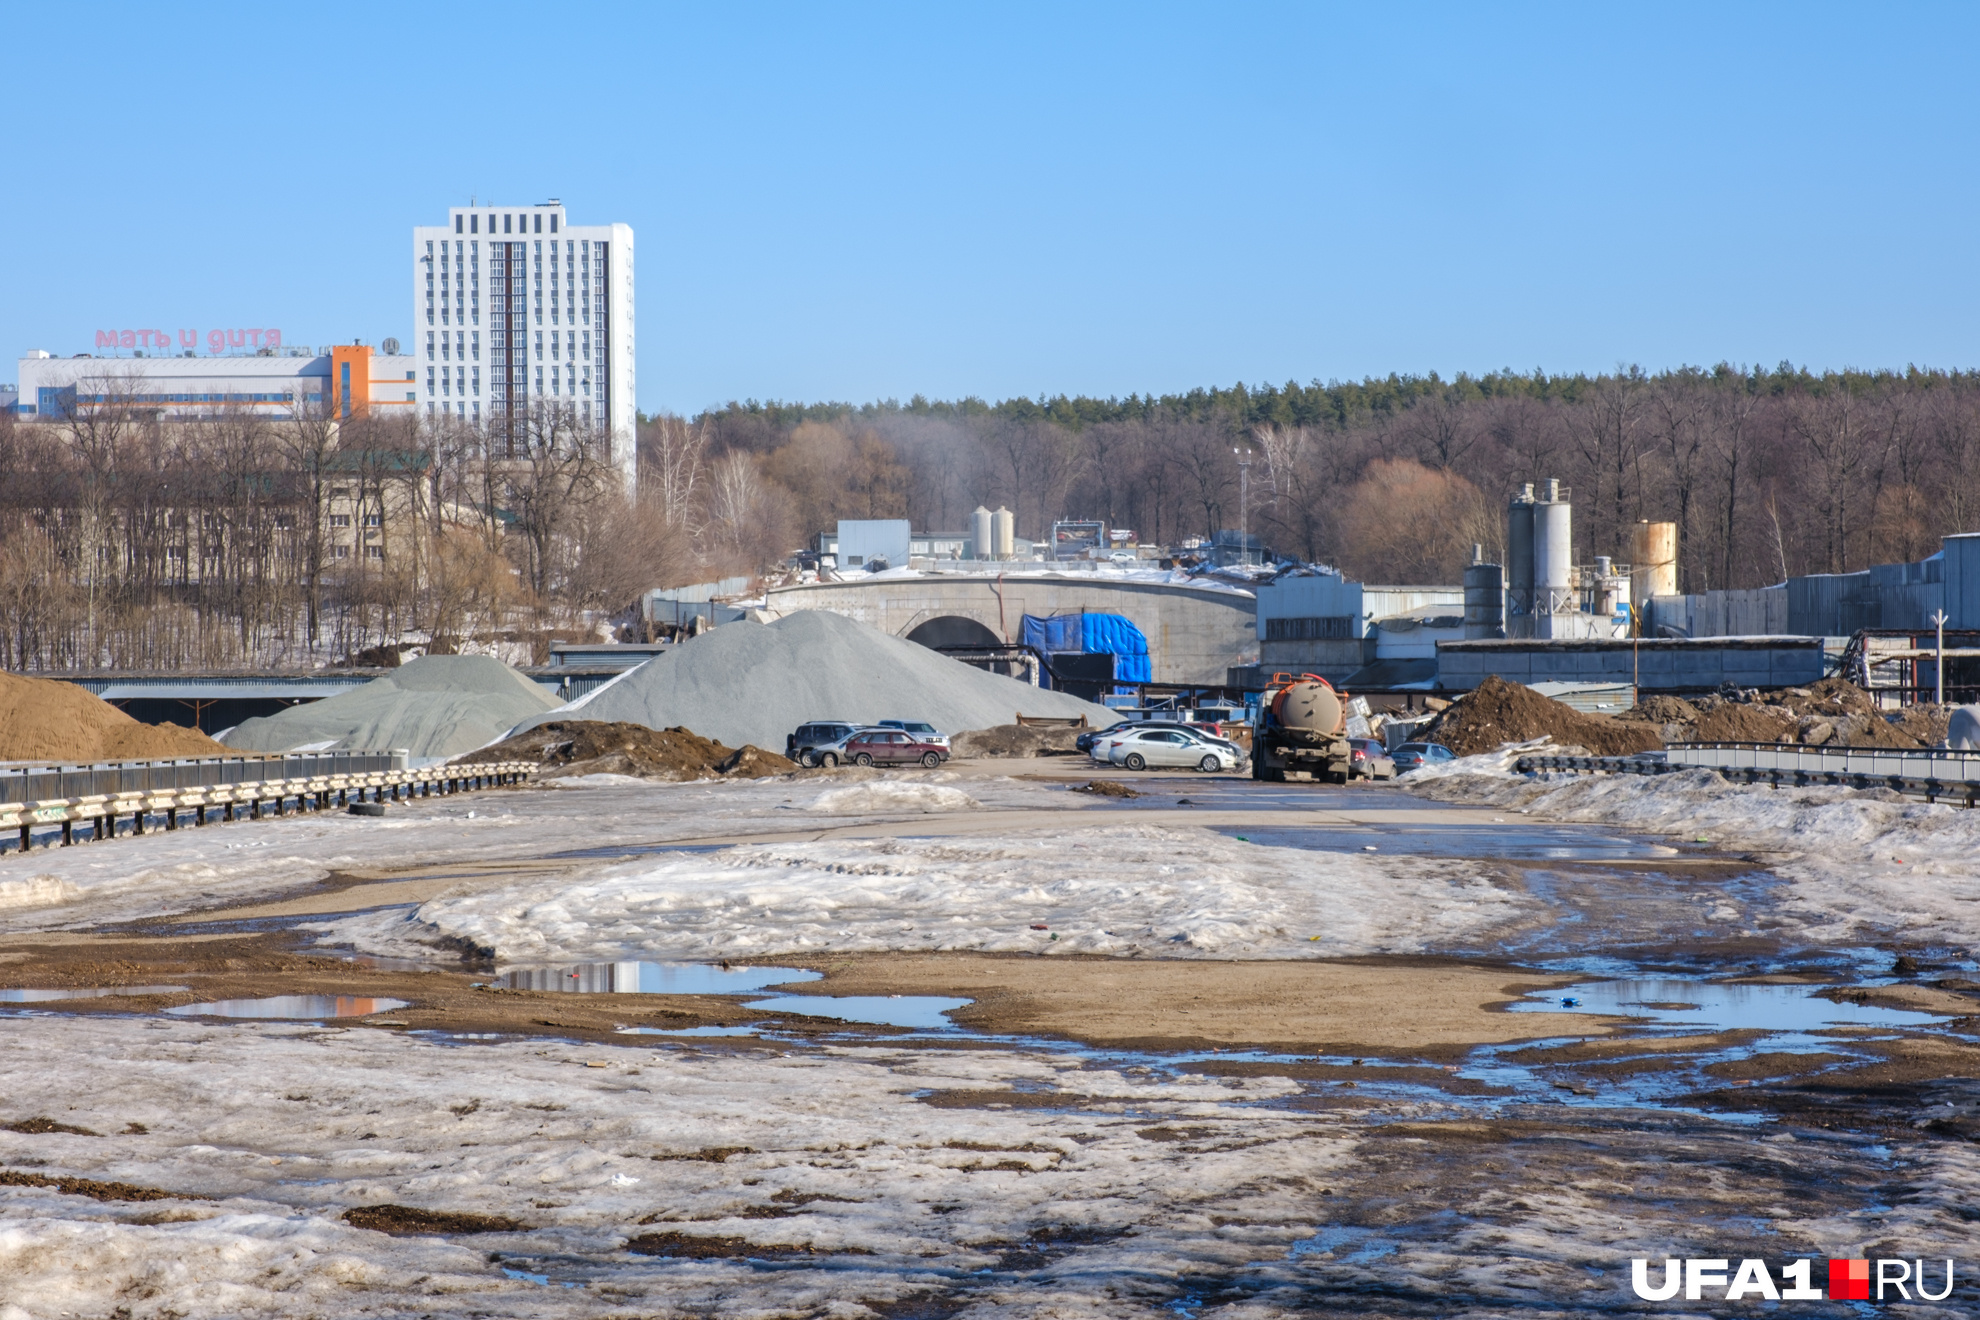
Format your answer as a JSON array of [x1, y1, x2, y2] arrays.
[[1104, 727, 1242, 773]]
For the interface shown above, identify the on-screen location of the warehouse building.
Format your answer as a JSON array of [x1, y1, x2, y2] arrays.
[[13, 344, 416, 422]]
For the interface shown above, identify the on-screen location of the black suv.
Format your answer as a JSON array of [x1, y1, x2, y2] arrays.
[[788, 721, 866, 767]]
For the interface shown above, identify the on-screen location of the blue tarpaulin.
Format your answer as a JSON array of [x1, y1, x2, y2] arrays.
[[1019, 612, 1151, 687]]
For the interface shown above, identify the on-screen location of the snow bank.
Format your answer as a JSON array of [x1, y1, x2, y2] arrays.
[[328, 824, 1530, 965], [808, 781, 981, 814], [1407, 750, 1980, 945]]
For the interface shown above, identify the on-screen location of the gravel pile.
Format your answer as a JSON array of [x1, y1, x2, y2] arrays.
[[220, 656, 560, 759], [525, 609, 1116, 749]]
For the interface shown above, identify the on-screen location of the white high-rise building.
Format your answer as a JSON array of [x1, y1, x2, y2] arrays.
[[412, 201, 635, 488]]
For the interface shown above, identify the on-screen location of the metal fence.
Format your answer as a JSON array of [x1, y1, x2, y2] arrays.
[[1666, 741, 1980, 786], [1, 751, 408, 808]]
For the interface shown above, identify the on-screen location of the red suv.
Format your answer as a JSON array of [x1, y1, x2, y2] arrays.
[[842, 729, 950, 769]]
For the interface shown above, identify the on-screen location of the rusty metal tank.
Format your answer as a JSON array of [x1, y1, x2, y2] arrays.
[[1269, 677, 1345, 739]]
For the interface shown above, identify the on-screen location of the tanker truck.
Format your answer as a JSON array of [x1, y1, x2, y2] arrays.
[[1251, 672, 1353, 783]]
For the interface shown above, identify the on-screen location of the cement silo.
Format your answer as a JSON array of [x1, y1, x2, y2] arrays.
[[970, 505, 993, 561], [1532, 479, 1574, 638], [1506, 483, 1536, 637], [1630, 520, 1677, 605], [1463, 559, 1506, 639], [991, 507, 1016, 559]]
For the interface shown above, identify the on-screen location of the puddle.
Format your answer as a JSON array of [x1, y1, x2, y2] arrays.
[[1288, 1224, 1399, 1263], [165, 995, 410, 1020], [743, 994, 972, 1030], [1511, 979, 1952, 1033], [492, 961, 820, 994], [615, 1025, 760, 1037], [0, 985, 185, 1002], [1219, 823, 1675, 861]]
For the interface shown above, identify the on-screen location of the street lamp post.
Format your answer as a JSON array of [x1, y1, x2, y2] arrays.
[[1933, 609, 1949, 706]]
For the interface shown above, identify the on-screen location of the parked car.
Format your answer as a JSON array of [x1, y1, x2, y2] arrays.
[[1078, 718, 1225, 755], [789, 721, 881, 767], [1105, 726, 1243, 773], [842, 728, 951, 769], [1348, 737, 1397, 781], [1390, 742, 1458, 774], [876, 719, 950, 748]]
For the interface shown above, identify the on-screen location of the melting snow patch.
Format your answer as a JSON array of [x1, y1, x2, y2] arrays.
[[808, 782, 981, 815]]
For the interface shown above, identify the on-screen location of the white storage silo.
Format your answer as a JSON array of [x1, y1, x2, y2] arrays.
[[970, 505, 993, 562], [992, 507, 1015, 559], [1532, 479, 1574, 638]]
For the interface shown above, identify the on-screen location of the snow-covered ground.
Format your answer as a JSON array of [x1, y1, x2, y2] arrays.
[[1406, 748, 1980, 949], [0, 774, 1079, 934], [0, 1014, 1349, 1319], [326, 824, 1527, 966]]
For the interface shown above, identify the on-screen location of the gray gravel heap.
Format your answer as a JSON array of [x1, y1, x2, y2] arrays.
[[221, 655, 561, 758], [522, 609, 1116, 747]]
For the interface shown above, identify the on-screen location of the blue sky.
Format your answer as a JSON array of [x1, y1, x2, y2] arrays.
[[4, 3, 1975, 414]]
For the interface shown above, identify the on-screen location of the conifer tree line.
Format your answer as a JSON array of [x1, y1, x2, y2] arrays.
[[3, 362, 1977, 671]]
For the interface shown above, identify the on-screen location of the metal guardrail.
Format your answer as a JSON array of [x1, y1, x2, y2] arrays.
[[2, 752, 408, 806], [1666, 740, 1980, 785], [1515, 745, 1980, 807], [2, 759, 535, 854]]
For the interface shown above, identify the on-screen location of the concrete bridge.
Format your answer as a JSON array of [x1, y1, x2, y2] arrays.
[[762, 571, 1258, 685]]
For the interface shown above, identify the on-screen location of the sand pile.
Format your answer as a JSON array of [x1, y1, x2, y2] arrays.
[[456, 720, 795, 781], [951, 723, 1088, 758], [0, 671, 224, 764], [526, 609, 1115, 750], [220, 656, 559, 759], [1427, 676, 1662, 757]]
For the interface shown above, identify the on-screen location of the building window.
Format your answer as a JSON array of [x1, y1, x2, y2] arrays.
[[330, 513, 351, 528], [504, 214, 512, 233], [366, 545, 384, 560], [441, 336, 450, 361], [470, 214, 478, 234], [535, 366, 543, 393], [534, 331, 543, 359], [454, 215, 462, 234], [333, 545, 350, 559], [426, 332, 434, 360], [581, 331, 590, 361], [533, 213, 542, 233], [472, 368, 480, 396], [471, 332, 480, 361], [426, 367, 435, 396], [363, 513, 382, 528], [550, 214, 558, 233]]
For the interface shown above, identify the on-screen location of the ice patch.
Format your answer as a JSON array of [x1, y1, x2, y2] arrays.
[[808, 781, 981, 814], [327, 825, 1528, 964], [1408, 752, 1980, 944]]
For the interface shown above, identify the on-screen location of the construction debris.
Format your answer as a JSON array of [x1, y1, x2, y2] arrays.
[[951, 724, 1087, 758], [1424, 676, 1662, 757]]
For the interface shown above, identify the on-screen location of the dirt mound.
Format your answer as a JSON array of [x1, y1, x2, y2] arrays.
[[1888, 705, 1951, 746], [1616, 694, 1700, 724], [1766, 677, 1882, 722], [1427, 676, 1662, 757], [1692, 703, 1798, 743], [951, 723, 1087, 758], [456, 720, 796, 781], [0, 670, 226, 764]]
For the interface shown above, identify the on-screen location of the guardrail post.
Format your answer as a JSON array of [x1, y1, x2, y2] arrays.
[[133, 810, 145, 836], [61, 821, 73, 847], [17, 825, 28, 853], [165, 808, 177, 831]]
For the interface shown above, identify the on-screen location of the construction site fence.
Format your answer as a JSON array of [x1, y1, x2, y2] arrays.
[[1515, 741, 1980, 807], [3, 759, 536, 854]]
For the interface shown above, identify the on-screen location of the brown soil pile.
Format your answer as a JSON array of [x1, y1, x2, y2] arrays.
[[1889, 705, 1951, 746], [1428, 676, 1662, 757], [1617, 694, 1700, 724], [952, 723, 1086, 757], [0, 671, 226, 763], [1767, 677, 1881, 721], [1692, 703, 1798, 743], [455, 719, 795, 781], [343, 1205, 524, 1235]]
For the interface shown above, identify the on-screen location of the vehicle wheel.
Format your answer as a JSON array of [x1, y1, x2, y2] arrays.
[[818, 752, 838, 768], [920, 752, 941, 768], [853, 752, 874, 767], [1123, 753, 1147, 771], [1198, 755, 1221, 773], [799, 750, 817, 768]]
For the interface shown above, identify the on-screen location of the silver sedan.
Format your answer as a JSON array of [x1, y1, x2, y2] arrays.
[[1104, 727, 1243, 773]]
